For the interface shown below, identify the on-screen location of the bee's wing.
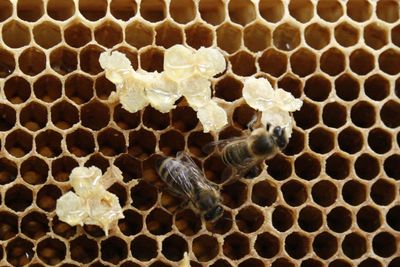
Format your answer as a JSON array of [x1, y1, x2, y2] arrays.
[[163, 161, 196, 200], [202, 136, 248, 154]]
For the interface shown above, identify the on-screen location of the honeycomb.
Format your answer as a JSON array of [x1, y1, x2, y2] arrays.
[[0, 0, 400, 266]]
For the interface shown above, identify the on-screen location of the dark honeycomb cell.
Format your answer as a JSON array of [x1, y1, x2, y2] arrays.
[[4, 77, 31, 106], [381, 100, 400, 128], [129, 129, 156, 159], [217, 23, 242, 54], [6, 237, 34, 266], [228, 0, 256, 26], [79, 0, 107, 21], [19, 47, 46, 76], [36, 184, 61, 212], [294, 153, 321, 180], [169, 0, 195, 24], [206, 210, 233, 235], [350, 49, 375, 75], [37, 238, 66, 265], [70, 235, 98, 264], [285, 232, 310, 259], [294, 101, 319, 130], [272, 205, 294, 232], [359, 258, 383, 267], [155, 21, 184, 48], [327, 206, 352, 233], [199, 0, 225, 25], [65, 74, 94, 105], [66, 128, 95, 157], [301, 259, 323, 267], [21, 211, 48, 240], [94, 21, 123, 48], [304, 75, 331, 102], [215, 75, 243, 102], [282, 180, 307, 207], [0, 211, 18, 240], [20, 102, 47, 132], [342, 233, 367, 259], [0, 158, 17, 185], [320, 48, 346, 76], [33, 75, 62, 103], [140, 47, 164, 72], [118, 209, 143, 236], [338, 127, 364, 154], [0, 49, 15, 78], [239, 258, 264, 267], [0, 104, 16, 131], [33, 21, 62, 49], [223, 232, 250, 260], [384, 154, 400, 180], [17, 0, 43, 21], [273, 23, 301, 51], [267, 154, 292, 181], [371, 179, 396, 205], [347, 0, 372, 22], [326, 153, 350, 180], [36, 130, 62, 158], [379, 49, 400, 75], [329, 260, 352, 267], [97, 128, 126, 157], [171, 106, 198, 132], [312, 180, 337, 207], [110, 0, 136, 20], [298, 206, 323, 232], [5, 184, 33, 212], [252, 180, 277, 207], [175, 209, 202, 236], [358, 205, 382, 233], [351, 101, 376, 128], [235, 205, 264, 233], [364, 23, 388, 50], [232, 104, 257, 130], [335, 73, 360, 101], [125, 21, 154, 49], [211, 259, 232, 267], [101, 237, 128, 265], [21, 156, 48, 185], [142, 106, 170, 131], [114, 154, 142, 182], [47, 0, 75, 21], [159, 130, 185, 156], [244, 22, 271, 52], [5, 129, 33, 157], [283, 129, 305, 156], [259, 0, 283, 23], [204, 154, 230, 184], [342, 180, 366, 206], [221, 181, 247, 209], [162, 234, 188, 261], [258, 49, 287, 77], [146, 208, 172, 235], [185, 23, 214, 49], [0, 0, 12, 22], [81, 100, 110, 130], [288, 0, 313, 23], [51, 100, 79, 130], [84, 154, 109, 173], [2, 20, 31, 48], [95, 74, 117, 100], [131, 181, 157, 210], [387, 206, 400, 231], [140, 0, 166, 22], [108, 183, 127, 206], [305, 23, 330, 50], [80, 45, 104, 75], [377, 0, 399, 22], [312, 232, 338, 260], [114, 105, 141, 130], [64, 22, 92, 48], [309, 127, 334, 154], [365, 74, 390, 102], [390, 258, 400, 267], [255, 232, 279, 258], [52, 216, 76, 238], [278, 75, 302, 98], [271, 258, 295, 267], [131, 235, 158, 261], [355, 153, 379, 180], [187, 131, 214, 158], [290, 48, 317, 77], [51, 156, 78, 182]]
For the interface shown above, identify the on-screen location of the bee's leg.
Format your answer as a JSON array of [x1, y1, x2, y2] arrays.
[[244, 165, 262, 179]]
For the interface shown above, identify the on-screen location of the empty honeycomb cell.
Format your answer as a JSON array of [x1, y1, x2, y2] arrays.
[[98, 128, 126, 156], [5, 129, 33, 157], [171, 106, 198, 132], [37, 184, 61, 212], [243, 22, 271, 52], [6, 237, 34, 266], [258, 49, 287, 77], [293, 101, 319, 130], [317, 0, 343, 22], [114, 154, 142, 182], [347, 0, 372, 22], [80, 45, 104, 75], [251, 180, 277, 207], [327, 206, 352, 233], [349, 49, 375, 75], [282, 180, 307, 207], [35, 130, 63, 158], [47, 0, 75, 21], [272, 205, 294, 232], [368, 128, 392, 154], [301, 259, 323, 267], [285, 232, 309, 259], [258, 0, 284, 23], [0, 49, 15, 78], [379, 49, 400, 75], [289, 0, 313, 23], [365, 74, 390, 101], [0, 104, 16, 131], [335, 22, 360, 48], [118, 209, 143, 236], [223, 232, 249, 260], [140, 0, 166, 22], [146, 208, 172, 235], [350, 101, 376, 128], [95, 74, 117, 100], [360, 258, 383, 267], [273, 23, 301, 51], [342, 180, 366, 206], [232, 104, 257, 130], [365, 23, 389, 50], [162, 234, 188, 261], [100, 237, 127, 264], [211, 259, 232, 267], [33, 75, 62, 103], [5, 184, 33, 211], [81, 100, 110, 130], [65, 74, 94, 104], [167, 0, 194, 24], [37, 238, 66, 265], [392, 25, 400, 47], [298, 206, 323, 232], [278, 75, 302, 99], [143, 106, 170, 131], [312, 180, 337, 207], [239, 258, 264, 267], [0, 0, 12, 21], [187, 131, 214, 157], [84, 154, 109, 173], [321, 48, 347, 76], [385, 155, 400, 180], [206, 210, 233, 235], [230, 51, 257, 76], [381, 100, 400, 128], [140, 47, 164, 72], [113, 105, 141, 130], [221, 181, 247, 209], [78, 0, 107, 21], [185, 23, 214, 49], [4, 76, 31, 104], [334, 73, 360, 101], [294, 153, 321, 180], [52, 216, 76, 238], [20, 102, 47, 132], [338, 127, 364, 154], [94, 21, 124, 49], [342, 233, 367, 259], [131, 235, 158, 261], [204, 154, 229, 184], [70, 235, 98, 264], [110, 0, 136, 21], [18, 47, 46, 76], [156, 24, 184, 49], [51, 156, 78, 182], [370, 179, 396, 205], [290, 48, 317, 77], [355, 153, 379, 180], [272, 258, 295, 267], [128, 129, 156, 158], [108, 183, 127, 206], [64, 22, 92, 48], [387, 205, 400, 231], [326, 153, 350, 180], [304, 75, 331, 102], [199, 0, 225, 25], [372, 232, 397, 257], [377, 0, 399, 23], [267, 154, 292, 181], [228, 0, 256, 26], [309, 127, 335, 154], [131, 181, 157, 210], [2, 20, 31, 49], [305, 23, 330, 51], [347, 200, 382, 226], [0, 158, 17, 185], [235, 205, 264, 233], [283, 129, 305, 156], [175, 209, 201, 236], [0, 211, 18, 240], [50, 46, 78, 75], [312, 232, 338, 260], [390, 258, 400, 267], [160, 191, 181, 214], [254, 232, 279, 259], [217, 23, 242, 54], [21, 156, 48, 185], [66, 128, 95, 157], [51, 100, 79, 129], [21, 211, 49, 239], [329, 260, 352, 267], [17, 0, 43, 22], [33, 22, 62, 49], [125, 21, 154, 49]]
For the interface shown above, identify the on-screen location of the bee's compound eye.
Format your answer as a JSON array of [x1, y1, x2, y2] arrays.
[[273, 126, 282, 136]]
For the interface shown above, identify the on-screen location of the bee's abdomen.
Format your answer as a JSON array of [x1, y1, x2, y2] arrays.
[[222, 142, 252, 167]]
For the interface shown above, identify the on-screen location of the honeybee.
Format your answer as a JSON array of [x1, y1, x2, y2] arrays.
[[155, 152, 224, 222], [204, 122, 288, 181]]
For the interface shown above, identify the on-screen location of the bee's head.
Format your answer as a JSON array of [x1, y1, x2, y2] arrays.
[[204, 205, 224, 222], [272, 126, 288, 149]]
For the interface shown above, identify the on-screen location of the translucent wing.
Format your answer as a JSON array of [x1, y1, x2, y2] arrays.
[[202, 136, 248, 154]]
